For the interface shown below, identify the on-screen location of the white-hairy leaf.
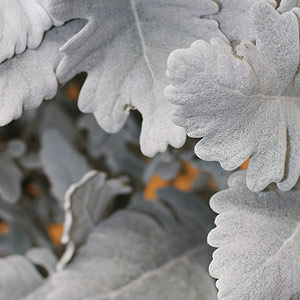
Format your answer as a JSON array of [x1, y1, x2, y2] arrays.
[[39, 129, 91, 203], [212, 0, 276, 41], [47, 0, 227, 156], [0, 20, 83, 127], [24, 188, 216, 300], [58, 170, 132, 269], [208, 171, 300, 300], [0, 0, 62, 63], [166, 3, 300, 192]]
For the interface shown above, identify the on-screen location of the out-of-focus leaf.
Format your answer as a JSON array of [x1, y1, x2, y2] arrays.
[[0, 248, 56, 300], [78, 115, 145, 178], [208, 171, 300, 299], [143, 150, 181, 182], [278, 0, 300, 12], [58, 170, 132, 269], [0, 140, 26, 203], [47, 0, 227, 157], [24, 187, 216, 300], [39, 129, 91, 203]]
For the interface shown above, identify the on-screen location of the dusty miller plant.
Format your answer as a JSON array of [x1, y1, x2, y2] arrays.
[[0, 0, 299, 299]]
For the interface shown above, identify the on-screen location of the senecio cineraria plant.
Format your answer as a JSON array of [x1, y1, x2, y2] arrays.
[[1, 0, 300, 299]]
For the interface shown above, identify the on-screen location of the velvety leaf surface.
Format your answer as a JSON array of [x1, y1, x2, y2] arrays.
[[0, 0, 62, 63], [25, 188, 216, 300], [166, 3, 300, 192], [47, 0, 227, 157], [212, 0, 276, 41], [208, 171, 300, 299], [39, 129, 91, 203], [0, 140, 26, 203], [0, 20, 83, 127], [58, 170, 132, 269]]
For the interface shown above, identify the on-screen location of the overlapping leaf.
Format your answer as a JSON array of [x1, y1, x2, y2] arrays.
[[47, 0, 227, 156], [278, 0, 300, 12], [0, 248, 56, 300], [0, 140, 26, 203], [21, 188, 216, 300], [212, 0, 276, 41], [39, 129, 91, 203], [166, 2, 300, 192], [0, 0, 62, 63], [208, 171, 300, 299], [0, 20, 84, 127], [58, 170, 131, 269]]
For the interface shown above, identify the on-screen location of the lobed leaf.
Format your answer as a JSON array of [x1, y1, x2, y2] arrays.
[[208, 171, 300, 299], [166, 3, 300, 191], [0, 0, 62, 63], [0, 20, 84, 127], [47, 0, 227, 156]]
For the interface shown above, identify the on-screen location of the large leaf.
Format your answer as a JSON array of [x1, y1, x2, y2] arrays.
[[39, 129, 91, 203], [0, 20, 83, 127], [0, 0, 62, 63], [166, 3, 300, 192], [58, 170, 132, 269], [47, 0, 227, 157], [23, 188, 216, 299], [208, 171, 300, 299]]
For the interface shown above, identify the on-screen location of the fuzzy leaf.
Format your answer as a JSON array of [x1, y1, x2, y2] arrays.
[[0, 140, 26, 203], [208, 171, 300, 299], [0, 0, 62, 63], [24, 188, 216, 300], [39, 129, 91, 203], [166, 3, 300, 192], [212, 0, 276, 41], [58, 170, 132, 269], [0, 20, 83, 127], [47, 0, 227, 156]]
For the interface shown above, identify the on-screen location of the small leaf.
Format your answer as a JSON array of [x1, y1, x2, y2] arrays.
[[0, 140, 26, 203], [208, 171, 300, 299], [166, 3, 300, 192], [47, 0, 227, 156], [58, 170, 132, 269], [278, 0, 300, 12], [39, 129, 91, 203]]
